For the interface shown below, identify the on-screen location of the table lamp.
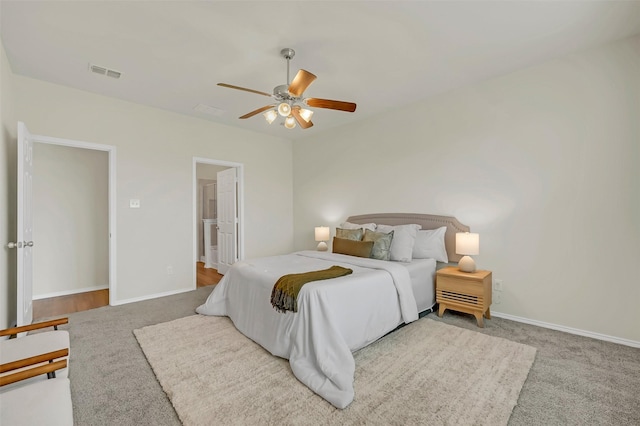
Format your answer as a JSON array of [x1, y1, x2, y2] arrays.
[[456, 232, 479, 273], [315, 226, 330, 251]]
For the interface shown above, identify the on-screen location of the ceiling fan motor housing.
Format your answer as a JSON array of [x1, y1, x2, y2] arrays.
[[273, 84, 292, 100]]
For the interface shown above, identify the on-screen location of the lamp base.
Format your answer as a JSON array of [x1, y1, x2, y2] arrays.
[[458, 255, 476, 273], [316, 241, 328, 252]]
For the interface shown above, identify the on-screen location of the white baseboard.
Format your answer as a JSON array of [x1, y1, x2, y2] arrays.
[[491, 311, 640, 348], [33, 285, 109, 300], [110, 287, 195, 306]]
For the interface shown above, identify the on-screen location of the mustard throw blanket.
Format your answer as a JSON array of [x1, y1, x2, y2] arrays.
[[270, 265, 353, 313]]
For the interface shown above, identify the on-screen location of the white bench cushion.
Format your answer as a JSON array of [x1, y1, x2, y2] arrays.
[[0, 378, 73, 426]]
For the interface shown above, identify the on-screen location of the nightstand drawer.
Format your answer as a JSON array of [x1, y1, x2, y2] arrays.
[[437, 288, 486, 308], [437, 276, 484, 296]]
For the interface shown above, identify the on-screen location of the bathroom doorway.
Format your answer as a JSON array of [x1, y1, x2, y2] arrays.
[[193, 158, 244, 286]]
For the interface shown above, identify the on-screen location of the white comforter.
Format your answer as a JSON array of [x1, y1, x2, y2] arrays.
[[196, 250, 418, 408]]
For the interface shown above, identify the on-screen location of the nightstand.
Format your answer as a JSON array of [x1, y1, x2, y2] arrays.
[[436, 266, 492, 327]]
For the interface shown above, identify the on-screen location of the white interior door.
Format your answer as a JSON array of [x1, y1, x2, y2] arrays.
[[216, 167, 237, 275], [16, 121, 34, 326]]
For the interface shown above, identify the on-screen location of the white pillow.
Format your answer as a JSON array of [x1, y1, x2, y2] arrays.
[[339, 221, 377, 232], [412, 226, 448, 263], [375, 224, 421, 262]]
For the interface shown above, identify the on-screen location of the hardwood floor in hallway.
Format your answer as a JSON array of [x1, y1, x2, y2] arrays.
[[32, 265, 221, 320], [33, 289, 109, 320], [197, 261, 223, 287]]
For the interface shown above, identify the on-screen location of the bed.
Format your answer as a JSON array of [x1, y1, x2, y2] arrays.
[[196, 213, 469, 408]]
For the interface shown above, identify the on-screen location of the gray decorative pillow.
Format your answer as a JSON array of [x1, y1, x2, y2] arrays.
[[335, 228, 364, 241], [363, 229, 394, 261]]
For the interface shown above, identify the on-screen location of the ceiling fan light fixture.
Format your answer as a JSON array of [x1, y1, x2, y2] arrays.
[[299, 108, 314, 122], [284, 115, 297, 129], [263, 109, 278, 124], [277, 102, 291, 117]]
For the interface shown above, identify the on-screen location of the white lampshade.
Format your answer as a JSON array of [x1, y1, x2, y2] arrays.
[[456, 232, 479, 255], [263, 109, 277, 124], [298, 108, 314, 122], [456, 232, 479, 273], [277, 102, 291, 117], [315, 226, 330, 242], [315, 226, 330, 252], [284, 115, 296, 129]]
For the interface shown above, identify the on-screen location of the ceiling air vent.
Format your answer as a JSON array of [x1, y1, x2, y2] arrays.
[[89, 63, 122, 79], [106, 69, 122, 79]]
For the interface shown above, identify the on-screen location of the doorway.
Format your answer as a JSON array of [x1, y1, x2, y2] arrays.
[[193, 157, 243, 287], [25, 128, 116, 320]]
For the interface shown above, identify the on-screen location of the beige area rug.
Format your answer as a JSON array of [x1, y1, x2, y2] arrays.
[[134, 315, 536, 426]]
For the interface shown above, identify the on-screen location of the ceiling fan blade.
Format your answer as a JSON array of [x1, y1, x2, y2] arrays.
[[217, 83, 272, 97], [305, 98, 357, 112], [288, 69, 317, 97], [291, 108, 314, 129], [239, 105, 275, 119]]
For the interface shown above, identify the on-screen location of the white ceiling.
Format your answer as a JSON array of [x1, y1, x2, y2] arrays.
[[2, 1, 640, 140]]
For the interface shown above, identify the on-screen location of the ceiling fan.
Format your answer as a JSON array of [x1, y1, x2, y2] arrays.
[[217, 48, 357, 130]]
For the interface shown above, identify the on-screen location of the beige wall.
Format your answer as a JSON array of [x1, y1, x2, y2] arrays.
[[32, 143, 109, 297], [293, 35, 640, 343], [1, 36, 17, 329], [12, 75, 294, 305]]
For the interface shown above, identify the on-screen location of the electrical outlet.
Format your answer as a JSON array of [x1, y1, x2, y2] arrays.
[[494, 292, 501, 304], [129, 199, 141, 208], [494, 279, 503, 292], [166, 265, 173, 275]]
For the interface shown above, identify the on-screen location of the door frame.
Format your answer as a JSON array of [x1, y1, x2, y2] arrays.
[[192, 157, 244, 286], [31, 133, 117, 306]]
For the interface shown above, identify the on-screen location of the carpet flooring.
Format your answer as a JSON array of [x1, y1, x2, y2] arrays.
[[58, 286, 640, 425], [134, 315, 536, 425]]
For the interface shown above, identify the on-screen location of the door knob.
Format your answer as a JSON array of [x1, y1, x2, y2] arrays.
[[7, 242, 22, 249], [25, 241, 34, 247]]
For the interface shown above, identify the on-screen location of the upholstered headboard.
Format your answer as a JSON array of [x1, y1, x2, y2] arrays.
[[346, 213, 470, 263]]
